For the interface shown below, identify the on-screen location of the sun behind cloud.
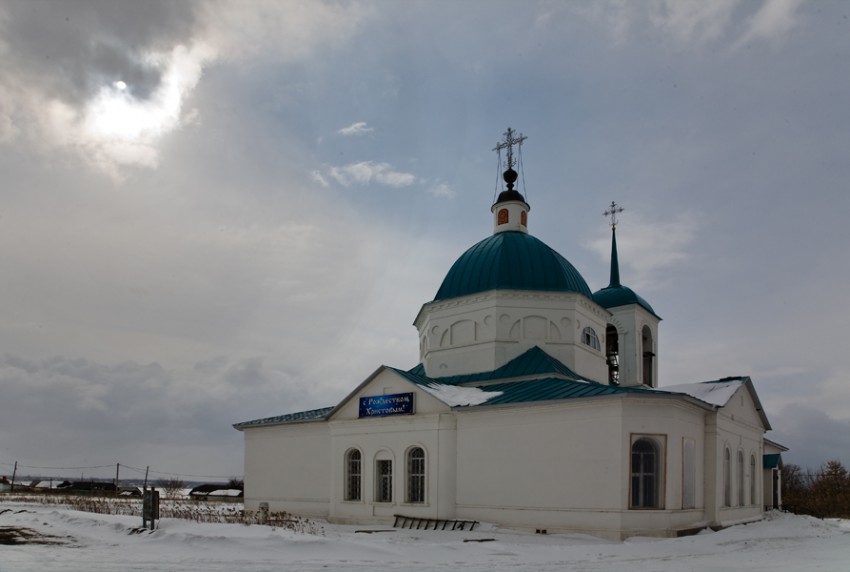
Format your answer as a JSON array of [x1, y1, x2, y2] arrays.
[[78, 43, 213, 172]]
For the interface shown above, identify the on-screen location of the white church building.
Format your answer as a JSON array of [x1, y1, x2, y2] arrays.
[[235, 129, 783, 540]]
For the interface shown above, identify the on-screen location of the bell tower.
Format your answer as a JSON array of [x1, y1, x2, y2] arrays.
[[593, 202, 662, 387]]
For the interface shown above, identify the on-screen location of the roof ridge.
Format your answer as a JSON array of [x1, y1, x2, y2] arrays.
[[408, 346, 588, 385]]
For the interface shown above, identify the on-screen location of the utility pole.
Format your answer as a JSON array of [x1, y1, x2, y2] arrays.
[[10, 461, 17, 492], [115, 463, 120, 497]]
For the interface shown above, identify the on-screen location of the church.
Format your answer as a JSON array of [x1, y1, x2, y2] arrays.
[[234, 129, 785, 540]]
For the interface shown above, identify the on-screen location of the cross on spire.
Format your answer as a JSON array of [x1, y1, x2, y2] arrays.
[[604, 201, 624, 230], [493, 127, 527, 169]]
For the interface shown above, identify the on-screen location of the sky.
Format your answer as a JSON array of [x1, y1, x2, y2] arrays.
[[0, 0, 848, 481]]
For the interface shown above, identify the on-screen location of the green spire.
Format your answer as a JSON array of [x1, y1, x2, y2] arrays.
[[609, 226, 621, 288], [603, 201, 624, 288]]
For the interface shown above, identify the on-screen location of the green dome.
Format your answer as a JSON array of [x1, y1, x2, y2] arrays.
[[434, 232, 592, 301], [593, 285, 658, 317]]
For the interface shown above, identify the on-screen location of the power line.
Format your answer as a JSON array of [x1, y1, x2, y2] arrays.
[[0, 461, 241, 480]]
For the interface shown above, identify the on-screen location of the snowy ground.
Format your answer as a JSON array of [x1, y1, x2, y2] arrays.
[[1, 503, 848, 572]]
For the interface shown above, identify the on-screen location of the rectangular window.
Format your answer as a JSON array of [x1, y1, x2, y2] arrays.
[[682, 438, 696, 509], [345, 450, 361, 501], [407, 448, 426, 504], [375, 460, 393, 503]]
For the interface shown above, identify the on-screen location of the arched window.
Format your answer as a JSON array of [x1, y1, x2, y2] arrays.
[[606, 324, 619, 385], [737, 451, 745, 506], [642, 325, 654, 387], [344, 449, 361, 501], [498, 208, 509, 225], [406, 447, 426, 504], [582, 326, 600, 351], [630, 438, 660, 508], [723, 447, 731, 507], [750, 454, 757, 505]]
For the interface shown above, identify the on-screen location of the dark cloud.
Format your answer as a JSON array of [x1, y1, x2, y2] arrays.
[[0, 353, 315, 478], [0, 0, 199, 103], [770, 404, 850, 471]]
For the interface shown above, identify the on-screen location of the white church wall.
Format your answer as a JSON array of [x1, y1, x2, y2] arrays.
[[710, 386, 766, 527], [454, 399, 626, 537], [243, 421, 330, 517], [416, 291, 609, 381], [618, 397, 710, 538], [453, 396, 710, 539], [328, 413, 457, 523], [327, 369, 458, 523]]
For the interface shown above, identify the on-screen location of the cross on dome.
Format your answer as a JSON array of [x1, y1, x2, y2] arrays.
[[493, 127, 527, 170], [604, 201, 624, 230]]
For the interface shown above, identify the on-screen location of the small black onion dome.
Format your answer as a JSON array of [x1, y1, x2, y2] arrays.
[[495, 167, 527, 204]]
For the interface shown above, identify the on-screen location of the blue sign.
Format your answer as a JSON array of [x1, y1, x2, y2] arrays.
[[359, 392, 415, 418]]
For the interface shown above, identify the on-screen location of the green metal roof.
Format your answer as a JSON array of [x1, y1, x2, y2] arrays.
[[407, 346, 589, 385], [763, 453, 782, 469], [233, 406, 334, 430], [593, 284, 658, 317], [235, 350, 756, 428], [479, 377, 660, 405], [393, 369, 663, 408], [434, 232, 592, 301]]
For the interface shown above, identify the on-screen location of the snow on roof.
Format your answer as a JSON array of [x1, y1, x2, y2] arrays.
[[420, 382, 503, 407], [660, 379, 743, 407]]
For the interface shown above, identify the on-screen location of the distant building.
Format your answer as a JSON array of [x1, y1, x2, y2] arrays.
[[235, 129, 784, 540]]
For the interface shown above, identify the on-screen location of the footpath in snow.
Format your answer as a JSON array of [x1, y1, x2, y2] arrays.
[[1, 503, 849, 572]]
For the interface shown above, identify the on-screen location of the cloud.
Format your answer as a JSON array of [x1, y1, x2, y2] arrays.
[[197, 0, 365, 64], [427, 182, 456, 199], [769, 403, 850, 470], [337, 121, 374, 136], [735, 0, 804, 48], [577, 0, 804, 47], [583, 211, 698, 291], [68, 42, 212, 176], [0, 353, 313, 478], [326, 161, 417, 188], [311, 170, 330, 187], [648, 0, 739, 44], [0, 0, 366, 178]]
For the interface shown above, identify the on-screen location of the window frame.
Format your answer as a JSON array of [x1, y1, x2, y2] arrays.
[[375, 458, 393, 503], [344, 448, 362, 502], [750, 454, 757, 506], [737, 450, 745, 507], [629, 434, 666, 509], [723, 446, 732, 507], [406, 446, 426, 504], [581, 326, 601, 351]]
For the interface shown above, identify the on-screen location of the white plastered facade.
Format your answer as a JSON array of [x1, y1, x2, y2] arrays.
[[240, 369, 772, 540]]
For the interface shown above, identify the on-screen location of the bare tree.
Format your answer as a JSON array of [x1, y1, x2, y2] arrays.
[[156, 477, 186, 499]]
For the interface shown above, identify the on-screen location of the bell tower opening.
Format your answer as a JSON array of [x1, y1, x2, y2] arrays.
[[606, 324, 619, 385], [642, 325, 655, 387]]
